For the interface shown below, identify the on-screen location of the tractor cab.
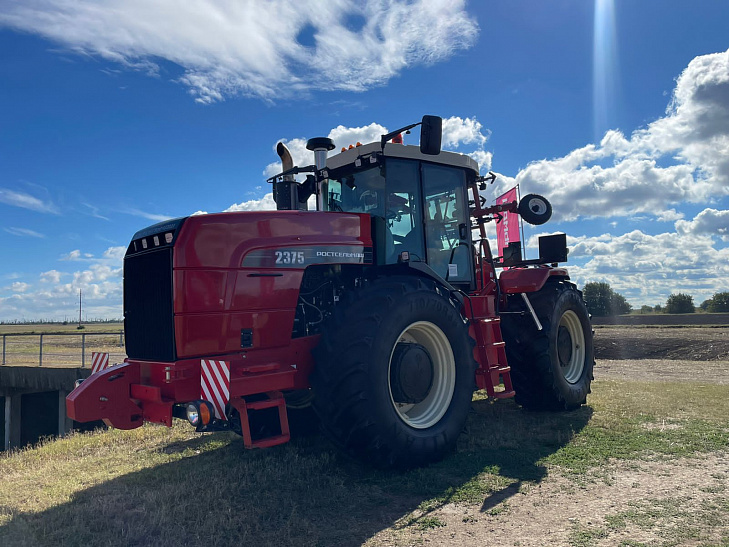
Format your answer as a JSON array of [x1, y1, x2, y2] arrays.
[[322, 142, 478, 290]]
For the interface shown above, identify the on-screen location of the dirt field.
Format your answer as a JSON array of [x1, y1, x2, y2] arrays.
[[594, 326, 729, 361]]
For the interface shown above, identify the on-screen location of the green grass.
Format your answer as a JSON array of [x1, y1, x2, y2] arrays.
[[1, 378, 728, 546]]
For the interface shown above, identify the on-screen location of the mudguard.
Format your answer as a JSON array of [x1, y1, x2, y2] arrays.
[[499, 267, 568, 294]]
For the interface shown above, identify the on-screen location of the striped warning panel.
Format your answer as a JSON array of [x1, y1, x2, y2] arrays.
[[200, 360, 230, 420], [91, 352, 110, 374]]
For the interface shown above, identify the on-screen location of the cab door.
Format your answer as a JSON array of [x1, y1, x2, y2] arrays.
[[421, 163, 475, 291]]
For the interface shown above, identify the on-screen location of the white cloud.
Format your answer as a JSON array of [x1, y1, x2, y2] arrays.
[[0, 0, 478, 103], [40, 270, 62, 283], [102, 246, 127, 260], [655, 209, 685, 222], [0, 245, 127, 321], [4, 227, 46, 238], [527, 222, 729, 306], [510, 49, 729, 222], [0, 187, 58, 213], [467, 150, 493, 172], [61, 250, 82, 261], [122, 208, 173, 222], [225, 193, 277, 212], [82, 202, 110, 221], [675, 208, 729, 241], [441, 116, 489, 149], [263, 122, 387, 179]]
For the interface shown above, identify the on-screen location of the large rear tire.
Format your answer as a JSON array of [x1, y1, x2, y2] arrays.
[[501, 280, 594, 410], [311, 276, 477, 468]]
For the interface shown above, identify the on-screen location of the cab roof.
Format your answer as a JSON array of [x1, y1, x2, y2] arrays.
[[326, 142, 480, 177]]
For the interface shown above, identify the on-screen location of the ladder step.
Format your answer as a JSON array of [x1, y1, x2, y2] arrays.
[[490, 365, 510, 373], [246, 397, 285, 411], [479, 317, 501, 324], [492, 390, 515, 399], [250, 434, 290, 449]]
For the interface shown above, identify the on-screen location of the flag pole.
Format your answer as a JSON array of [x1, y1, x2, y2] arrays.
[[517, 184, 526, 260]]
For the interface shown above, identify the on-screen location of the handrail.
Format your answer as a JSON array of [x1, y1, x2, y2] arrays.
[[1, 331, 125, 367]]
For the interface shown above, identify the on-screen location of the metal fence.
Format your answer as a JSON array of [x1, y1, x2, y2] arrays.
[[1, 332, 126, 367]]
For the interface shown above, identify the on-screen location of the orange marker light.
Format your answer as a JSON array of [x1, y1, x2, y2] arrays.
[[199, 402, 211, 425]]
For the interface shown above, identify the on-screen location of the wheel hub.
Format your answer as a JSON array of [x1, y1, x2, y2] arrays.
[[390, 342, 434, 404], [557, 326, 573, 367]]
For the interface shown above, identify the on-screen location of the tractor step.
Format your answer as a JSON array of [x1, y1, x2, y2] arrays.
[[473, 316, 515, 399], [231, 391, 291, 449]]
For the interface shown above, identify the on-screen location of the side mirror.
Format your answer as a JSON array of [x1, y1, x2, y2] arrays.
[[420, 115, 442, 155]]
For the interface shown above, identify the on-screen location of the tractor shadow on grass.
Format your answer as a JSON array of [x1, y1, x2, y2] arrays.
[[0, 398, 592, 546]]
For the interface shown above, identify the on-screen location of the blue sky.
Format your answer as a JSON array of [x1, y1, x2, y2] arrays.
[[1, 0, 728, 321]]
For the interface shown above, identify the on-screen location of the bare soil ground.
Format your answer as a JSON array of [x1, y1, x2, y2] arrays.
[[369, 453, 729, 546], [594, 326, 729, 361]]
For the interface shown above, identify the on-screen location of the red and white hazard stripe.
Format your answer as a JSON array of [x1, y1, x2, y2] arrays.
[[91, 352, 110, 374], [200, 360, 230, 420]]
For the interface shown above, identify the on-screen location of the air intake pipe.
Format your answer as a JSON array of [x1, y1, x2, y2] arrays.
[[306, 137, 335, 210]]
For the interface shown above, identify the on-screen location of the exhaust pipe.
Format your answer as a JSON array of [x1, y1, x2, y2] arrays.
[[274, 142, 298, 210]]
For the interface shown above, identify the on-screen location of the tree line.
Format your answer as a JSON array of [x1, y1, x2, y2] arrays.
[[581, 282, 729, 317]]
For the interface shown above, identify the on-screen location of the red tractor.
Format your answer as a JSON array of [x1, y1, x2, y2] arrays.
[[67, 116, 593, 468]]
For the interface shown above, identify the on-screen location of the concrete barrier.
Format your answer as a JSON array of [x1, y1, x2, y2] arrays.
[[0, 366, 92, 451]]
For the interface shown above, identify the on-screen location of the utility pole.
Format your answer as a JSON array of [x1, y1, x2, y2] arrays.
[[78, 289, 82, 328]]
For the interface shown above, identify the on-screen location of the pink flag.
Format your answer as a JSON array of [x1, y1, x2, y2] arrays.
[[495, 186, 520, 256]]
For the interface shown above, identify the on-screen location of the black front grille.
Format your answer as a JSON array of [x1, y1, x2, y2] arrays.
[[124, 248, 176, 361]]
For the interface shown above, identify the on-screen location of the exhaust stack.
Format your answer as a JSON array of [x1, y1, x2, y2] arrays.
[[274, 142, 298, 210]]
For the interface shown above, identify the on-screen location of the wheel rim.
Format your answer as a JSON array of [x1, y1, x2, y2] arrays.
[[528, 197, 548, 215], [388, 321, 456, 429], [557, 310, 586, 383]]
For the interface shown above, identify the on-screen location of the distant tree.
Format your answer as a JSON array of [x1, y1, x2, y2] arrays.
[[640, 305, 653, 314], [700, 298, 713, 311], [665, 293, 695, 314], [654, 304, 663, 313], [610, 292, 633, 315], [708, 292, 729, 313], [583, 282, 632, 316]]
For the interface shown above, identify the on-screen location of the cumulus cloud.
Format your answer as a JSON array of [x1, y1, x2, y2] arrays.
[[675, 208, 729, 241], [40, 270, 62, 283], [0, 245, 127, 321], [0, 0, 478, 103], [511, 49, 729, 222], [441, 116, 489, 149], [527, 221, 729, 306], [225, 193, 277, 212], [61, 250, 82, 261], [263, 122, 387, 179]]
